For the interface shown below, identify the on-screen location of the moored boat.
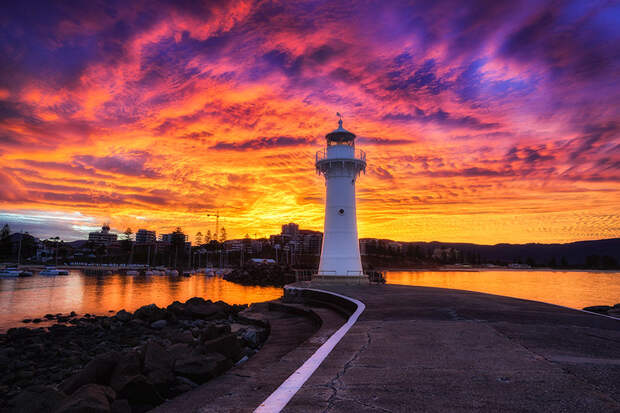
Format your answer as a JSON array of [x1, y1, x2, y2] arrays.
[[39, 267, 69, 276], [0, 267, 33, 277]]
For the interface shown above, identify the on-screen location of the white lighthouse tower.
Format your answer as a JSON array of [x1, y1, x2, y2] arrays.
[[315, 115, 367, 282]]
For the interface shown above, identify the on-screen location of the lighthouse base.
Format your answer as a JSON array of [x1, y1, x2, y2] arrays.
[[311, 274, 369, 285]]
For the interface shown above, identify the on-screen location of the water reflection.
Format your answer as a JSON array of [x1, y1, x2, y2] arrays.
[[386, 270, 620, 309], [0, 272, 282, 331]]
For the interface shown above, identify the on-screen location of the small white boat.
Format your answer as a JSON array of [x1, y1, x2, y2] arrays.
[[126, 270, 140, 276], [0, 267, 32, 277], [166, 269, 179, 276], [39, 267, 69, 276]]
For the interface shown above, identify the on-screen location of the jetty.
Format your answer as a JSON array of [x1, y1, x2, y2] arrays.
[[154, 283, 620, 412]]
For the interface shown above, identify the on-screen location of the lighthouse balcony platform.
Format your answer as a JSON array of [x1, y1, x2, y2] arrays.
[[315, 147, 366, 174]]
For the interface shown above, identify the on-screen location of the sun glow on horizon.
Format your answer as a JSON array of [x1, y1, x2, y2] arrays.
[[0, 1, 618, 244]]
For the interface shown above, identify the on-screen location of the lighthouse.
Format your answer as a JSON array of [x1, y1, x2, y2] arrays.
[[315, 115, 367, 281]]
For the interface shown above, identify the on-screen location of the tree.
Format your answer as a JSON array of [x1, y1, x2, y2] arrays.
[[219, 227, 227, 243], [123, 228, 133, 241], [195, 232, 203, 246], [0, 224, 10, 259], [205, 230, 212, 243], [0, 224, 10, 239]]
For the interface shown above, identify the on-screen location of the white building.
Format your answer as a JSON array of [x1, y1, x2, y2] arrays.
[[88, 224, 117, 245], [315, 117, 366, 278]]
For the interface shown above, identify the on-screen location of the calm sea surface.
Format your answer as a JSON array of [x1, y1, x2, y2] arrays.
[[0, 272, 282, 331], [386, 269, 620, 310], [1, 269, 619, 331]]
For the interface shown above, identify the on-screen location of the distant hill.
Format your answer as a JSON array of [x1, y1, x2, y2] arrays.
[[409, 238, 620, 267]]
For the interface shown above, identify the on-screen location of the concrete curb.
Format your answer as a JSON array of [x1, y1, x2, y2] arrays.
[[254, 286, 365, 413]]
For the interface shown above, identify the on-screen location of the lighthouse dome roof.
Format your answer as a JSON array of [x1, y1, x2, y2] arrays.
[[326, 119, 356, 143]]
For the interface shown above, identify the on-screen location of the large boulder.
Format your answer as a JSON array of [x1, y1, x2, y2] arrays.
[[109, 352, 142, 393], [60, 351, 119, 394], [54, 384, 115, 413], [112, 374, 164, 407], [200, 323, 230, 342], [114, 310, 132, 323], [173, 353, 229, 383], [150, 320, 167, 330], [110, 399, 131, 413], [143, 341, 175, 394], [133, 304, 167, 323], [7, 385, 66, 413], [184, 298, 222, 319], [168, 329, 195, 344], [199, 333, 242, 361], [167, 343, 193, 363]]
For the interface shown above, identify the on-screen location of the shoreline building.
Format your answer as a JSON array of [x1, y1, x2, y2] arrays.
[[315, 116, 366, 280], [88, 224, 117, 246], [136, 229, 156, 244]]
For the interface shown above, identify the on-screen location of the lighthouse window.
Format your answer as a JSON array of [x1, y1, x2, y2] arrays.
[[338, 208, 345, 215]]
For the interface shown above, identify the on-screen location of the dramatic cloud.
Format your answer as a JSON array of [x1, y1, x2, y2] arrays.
[[0, 0, 618, 243]]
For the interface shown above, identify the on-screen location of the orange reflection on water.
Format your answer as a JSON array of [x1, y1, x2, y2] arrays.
[[0, 272, 283, 330], [386, 270, 620, 309]]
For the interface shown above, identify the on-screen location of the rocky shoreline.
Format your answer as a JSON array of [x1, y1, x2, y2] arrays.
[[224, 262, 295, 286], [0, 297, 270, 413], [583, 303, 620, 317]]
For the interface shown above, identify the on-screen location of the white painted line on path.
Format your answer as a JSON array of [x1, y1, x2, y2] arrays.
[[254, 287, 365, 413]]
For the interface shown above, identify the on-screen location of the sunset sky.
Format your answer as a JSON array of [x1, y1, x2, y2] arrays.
[[0, 0, 618, 244]]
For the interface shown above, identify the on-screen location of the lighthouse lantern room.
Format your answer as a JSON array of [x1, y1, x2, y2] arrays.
[[315, 115, 367, 280]]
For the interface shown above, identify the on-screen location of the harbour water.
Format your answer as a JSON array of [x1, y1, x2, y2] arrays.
[[386, 269, 620, 310], [0, 271, 282, 331], [1, 269, 619, 331]]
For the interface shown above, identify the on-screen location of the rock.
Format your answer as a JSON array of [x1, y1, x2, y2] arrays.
[[54, 383, 114, 413], [167, 343, 193, 363], [32, 318, 42, 323], [241, 327, 266, 348], [583, 305, 611, 314], [199, 333, 242, 361], [110, 399, 131, 413], [166, 301, 186, 317], [144, 341, 173, 373], [173, 353, 229, 383], [175, 375, 199, 388], [169, 329, 194, 344], [184, 298, 221, 319], [133, 304, 166, 323], [168, 375, 199, 396], [70, 311, 77, 317], [109, 351, 142, 392], [44, 313, 55, 319], [16, 369, 35, 380], [6, 385, 65, 413], [21, 318, 32, 323], [150, 320, 167, 330], [60, 351, 119, 394], [114, 310, 131, 322], [143, 341, 175, 394], [113, 374, 164, 407]]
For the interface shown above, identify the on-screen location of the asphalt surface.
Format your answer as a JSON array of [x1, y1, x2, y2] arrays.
[[284, 283, 620, 412]]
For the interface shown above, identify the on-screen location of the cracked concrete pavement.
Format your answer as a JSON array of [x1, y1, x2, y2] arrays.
[[283, 283, 620, 413]]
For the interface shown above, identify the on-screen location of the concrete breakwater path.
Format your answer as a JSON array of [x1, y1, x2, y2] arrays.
[[155, 283, 620, 412]]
